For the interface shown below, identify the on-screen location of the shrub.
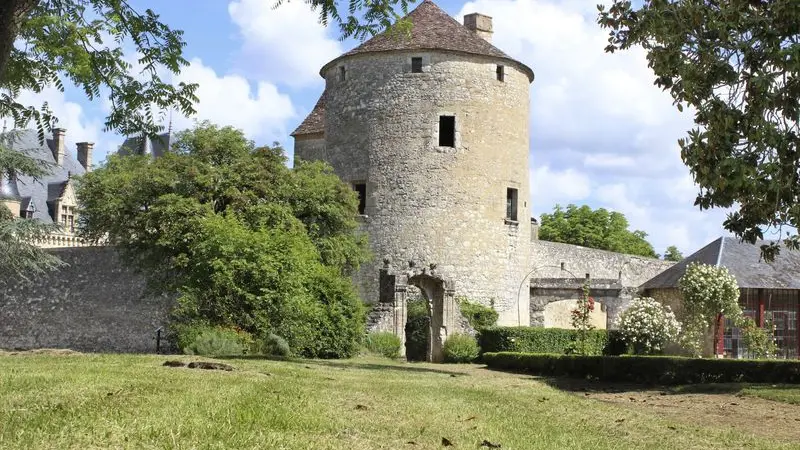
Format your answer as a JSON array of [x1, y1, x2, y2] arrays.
[[365, 332, 402, 359], [678, 262, 742, 356], [259, 333, 292, 357], [615, 297, 681, 354], [478, 327, 620, 356], [185, 329, 246, 356], [173, 322, 253, 355], [740, 316, 778, 359], [443, 333, 479, 363], [483, 352, 800, 385], [457, 297, 499, 330]]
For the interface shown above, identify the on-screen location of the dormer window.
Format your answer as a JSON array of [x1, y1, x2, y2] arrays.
[[411, 57, 423, 73]]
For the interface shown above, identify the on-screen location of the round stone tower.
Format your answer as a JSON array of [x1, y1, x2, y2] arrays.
[[292, 0, 534, 325]]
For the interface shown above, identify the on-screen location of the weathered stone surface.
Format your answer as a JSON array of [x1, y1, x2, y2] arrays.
[[0, 247, 173, 353], [296, 49, 533, 326]]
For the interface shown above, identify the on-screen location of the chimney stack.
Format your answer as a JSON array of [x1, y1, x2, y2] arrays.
[[77, 142, 94, 172], [464, 13, 493, 43], [52, 128, 66, 166]]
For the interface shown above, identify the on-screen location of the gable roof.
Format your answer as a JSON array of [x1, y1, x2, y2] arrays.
[[640, 237, 800, 290], [5, 130, 86, 224], [291, 89, 327, 137], [320, 0, 534, 80]]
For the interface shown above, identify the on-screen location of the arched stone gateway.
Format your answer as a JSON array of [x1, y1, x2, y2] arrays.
[[374, 263, 467, 362]]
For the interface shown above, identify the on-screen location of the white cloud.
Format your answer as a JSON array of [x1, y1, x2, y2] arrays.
[[530, 165, 591, 210], [228, 0, 342, 87], [169, 58, 296, 144]]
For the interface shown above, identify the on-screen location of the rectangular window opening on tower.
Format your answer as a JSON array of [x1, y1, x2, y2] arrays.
[[411, 57, 423, 73], [496, 65, 505, 82], [438, 115, 456, 147], [339, 66, 346, 81], [353, 183, 367, 215], [506, 188, 519, 222]]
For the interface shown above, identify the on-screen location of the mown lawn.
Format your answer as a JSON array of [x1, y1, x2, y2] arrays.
[[1, 353, 799, 449]]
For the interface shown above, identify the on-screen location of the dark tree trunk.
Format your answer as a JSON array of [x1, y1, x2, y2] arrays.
[[0, 0, 37, 83]]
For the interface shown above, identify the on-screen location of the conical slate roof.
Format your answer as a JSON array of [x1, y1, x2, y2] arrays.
[[320, 0, 534, 80], [291, 89, 327, 137]]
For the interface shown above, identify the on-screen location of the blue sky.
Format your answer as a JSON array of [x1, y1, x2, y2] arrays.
[[23, 0, 737, 256]]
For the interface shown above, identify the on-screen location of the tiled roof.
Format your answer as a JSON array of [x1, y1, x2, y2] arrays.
[[320, 0, 534, 80], [291, 89, 327, 137], [119, 132, 173, 159], [640, 237, 800, 290], [6, 129, 86, 224]]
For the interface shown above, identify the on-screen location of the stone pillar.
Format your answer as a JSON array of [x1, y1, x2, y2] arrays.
[[393, 277, 408, 357]]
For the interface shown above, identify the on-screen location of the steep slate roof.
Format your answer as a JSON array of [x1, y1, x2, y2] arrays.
[[291, 89, 327, 137], [320, 0, 534, 79], [640, 237, 800, 290], [7, 130, 86, 224], [119, 132, 173, 159]]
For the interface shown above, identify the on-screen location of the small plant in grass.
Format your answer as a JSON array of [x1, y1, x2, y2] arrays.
[[568, 279, 596, 355], [443, 333, 479, 363], [678, 262, 742, 357], [185, 329, 246, 356], [615, 297, 681, 355], [365, 332, 402, 358], [259, 333, 292, 357]]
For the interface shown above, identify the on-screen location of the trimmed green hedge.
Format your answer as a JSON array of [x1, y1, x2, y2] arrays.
[[483, 352, 800, 385], [478, 327, 626, 356]]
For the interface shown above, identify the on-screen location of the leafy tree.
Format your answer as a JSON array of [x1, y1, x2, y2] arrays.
[[663, 245, 683, 262], [1, 1, 197, 280], [1, 0, 197, 139], [538, 204, 658, 257], [598, 0, 800, 261], [274, 0, 416, 41], [678, 262, 742, 357], [0, 131, 63, 280], [76, 122, 370, 358]]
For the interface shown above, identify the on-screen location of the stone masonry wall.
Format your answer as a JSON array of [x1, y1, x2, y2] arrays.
[[0, 247, 172, 353], [314, 50, 533, 326], [530, 240, 675, 288]]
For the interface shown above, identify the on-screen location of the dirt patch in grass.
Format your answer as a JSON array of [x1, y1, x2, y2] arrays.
[[559, 381, 800, 442]]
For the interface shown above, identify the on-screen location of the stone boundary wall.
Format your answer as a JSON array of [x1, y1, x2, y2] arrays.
[[0, 247, 173, 353], [530, 240, 675, 288]]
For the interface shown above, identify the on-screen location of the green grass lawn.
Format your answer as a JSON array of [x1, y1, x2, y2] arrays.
[[1, 353, 799, 450]]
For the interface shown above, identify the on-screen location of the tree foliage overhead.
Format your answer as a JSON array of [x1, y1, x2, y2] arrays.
[[1, 0, 198, 140], [76, 122, 370, 358], [274, 0, 416, 42], [0, 131, 63, 280], [538, 204, 658, 257], [598, 0, 800, 261]]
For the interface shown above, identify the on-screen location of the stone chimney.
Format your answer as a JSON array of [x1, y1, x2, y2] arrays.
[[52, 128, 66, 166], [77, 142, 94, 172], [464, 13, 493, 43]]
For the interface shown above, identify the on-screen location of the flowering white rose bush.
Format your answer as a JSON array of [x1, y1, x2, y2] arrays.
[[616, 297, 681, 354], [678, 262, 742, 356]]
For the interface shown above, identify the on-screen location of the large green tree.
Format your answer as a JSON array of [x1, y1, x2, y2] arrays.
[[1, 0, 197, 278], [539, 204, 658, 257], [598, 0, 800, 261], [77, 122, 370, 358]]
